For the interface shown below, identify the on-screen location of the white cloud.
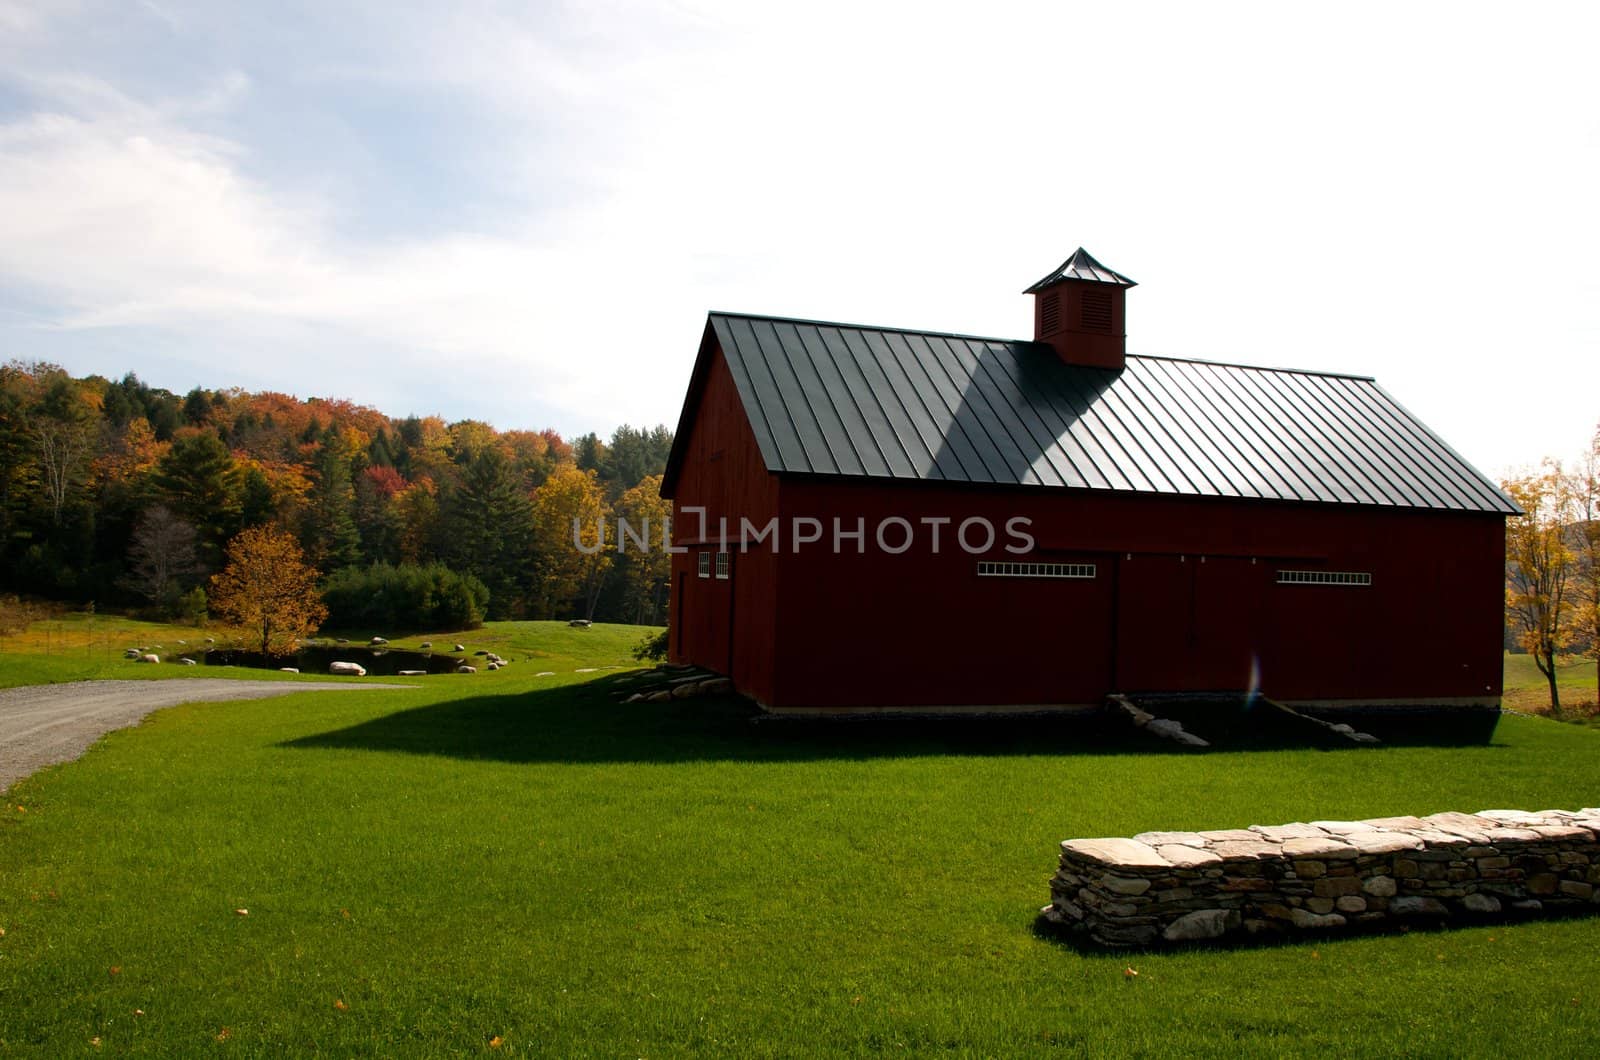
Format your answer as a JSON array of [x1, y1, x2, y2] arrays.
[[0, 0, 1596, 468]]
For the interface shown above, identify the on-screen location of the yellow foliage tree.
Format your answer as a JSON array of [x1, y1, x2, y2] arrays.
[[530, 465, 611, 619], [1504, 464, 1577, 715], [614, 474, 671, 624], [209, 525, 329, 656]]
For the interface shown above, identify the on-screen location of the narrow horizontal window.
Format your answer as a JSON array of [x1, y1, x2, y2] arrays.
[[697, 552, 711, 579], [1276, 570, 1371, 587], [976, 561, 1096, 579], [715, 552, 730, 579]]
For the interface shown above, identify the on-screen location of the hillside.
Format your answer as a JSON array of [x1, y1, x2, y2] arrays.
[[0, 362, 673, 624]]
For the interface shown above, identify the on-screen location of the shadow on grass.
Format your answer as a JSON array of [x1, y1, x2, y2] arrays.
[[281, 673, 1498, 765]]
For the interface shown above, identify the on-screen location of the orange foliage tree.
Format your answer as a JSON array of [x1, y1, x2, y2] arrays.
[[209, 525, 329, 656]]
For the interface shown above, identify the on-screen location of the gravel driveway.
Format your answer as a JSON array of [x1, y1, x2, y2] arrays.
[[0, 679, 403, 792]]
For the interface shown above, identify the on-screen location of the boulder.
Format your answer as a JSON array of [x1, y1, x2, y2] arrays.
[[454, 644, 466, 652], [1162, 909, 1236, 942], [177, 657, 197, 666], [456, 664, 477, 674], [569, 618, 592, 628], [369, 636, 388, 646], [1289, 909, 1346, 930], [138, 653, 160, 664], [419, 642, 432, 649], [279, 667, 299, 674], [398, 670, 427, 676], [1390, 896, 1449, 917], [329, 661, 367, 677]]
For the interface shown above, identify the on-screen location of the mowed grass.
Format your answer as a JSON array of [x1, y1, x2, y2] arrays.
[[0, 618, 652, 690], [1, 627, 1600, 1055], [1502, 651, 1598, 716]]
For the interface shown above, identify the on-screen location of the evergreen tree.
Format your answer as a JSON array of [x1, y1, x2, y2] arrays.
[[303, 430, 361, 570], [445, 448, 532, 618], [153, 430, 240, 566], [238, 466, 276, 528]]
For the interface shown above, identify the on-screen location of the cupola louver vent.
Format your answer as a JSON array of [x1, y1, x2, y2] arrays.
[[1081, 287, 1113, 331], [1041, 291, 1061, 333]]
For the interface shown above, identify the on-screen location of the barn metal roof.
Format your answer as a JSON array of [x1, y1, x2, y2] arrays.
[[700, 312, 1518, 514], [1022, 248, 1138, 293]]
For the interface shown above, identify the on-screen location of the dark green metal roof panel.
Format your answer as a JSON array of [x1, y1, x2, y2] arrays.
[[1023, 247, 1138, 293], [705, 312, 1519, 515]]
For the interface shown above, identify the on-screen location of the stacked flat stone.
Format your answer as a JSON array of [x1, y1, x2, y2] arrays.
[[1044, 808, 1600, 947]]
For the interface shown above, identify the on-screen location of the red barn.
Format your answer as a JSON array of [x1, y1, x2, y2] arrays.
[[659, 250, 1517, 716]]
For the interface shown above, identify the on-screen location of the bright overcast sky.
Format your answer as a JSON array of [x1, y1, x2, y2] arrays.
[[1, 1, 1596, 478]]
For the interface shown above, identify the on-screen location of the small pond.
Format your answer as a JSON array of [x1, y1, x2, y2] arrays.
[[204, 645, 463, 676]]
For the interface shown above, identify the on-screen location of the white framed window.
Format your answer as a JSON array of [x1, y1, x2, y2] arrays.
[[697, 552, 711, 579], [1276, 570, 1372, 587], [977, 561, 1096, 579], [715, 552, 730, 580]]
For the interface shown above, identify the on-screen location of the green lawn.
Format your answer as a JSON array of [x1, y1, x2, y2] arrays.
[[1502, 651, 1598, 716], [0, 618, 652, 690], [2, 622, 1600, 1054]]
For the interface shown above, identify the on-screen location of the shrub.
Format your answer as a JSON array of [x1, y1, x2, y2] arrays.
[[321, 562, 489, 633], [178, 586, 208, 626], [632, 627, 669, 662]]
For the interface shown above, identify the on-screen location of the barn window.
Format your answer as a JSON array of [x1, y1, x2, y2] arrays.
[[697, 552, 711, 578], [715, 552, 730, 579], [1276, 570, 1372, 587], [977, 561, 1095, 579]]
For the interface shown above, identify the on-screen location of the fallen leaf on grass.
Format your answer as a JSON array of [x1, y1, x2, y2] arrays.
[[133, 1009, 144, 1017], [233, 908, 249, 917], [109, 966, 121, 976], [334, 999, 349, 1012], [1123, 967, 1138, 978], [89, 1037, 101, 1048], [216, 1027, 231, 1042], [488, 1035, 503, 1048], [340, 908, 351, 920]]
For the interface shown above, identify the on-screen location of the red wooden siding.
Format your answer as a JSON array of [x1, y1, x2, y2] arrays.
[[667, 344, 780, 706], [760, 479, 1503, 710]]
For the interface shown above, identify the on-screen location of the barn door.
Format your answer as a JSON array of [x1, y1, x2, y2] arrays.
[[1114, 554, 1263, 692]]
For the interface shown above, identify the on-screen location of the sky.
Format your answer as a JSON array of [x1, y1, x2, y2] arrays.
[[1, 0, 1596, 478]]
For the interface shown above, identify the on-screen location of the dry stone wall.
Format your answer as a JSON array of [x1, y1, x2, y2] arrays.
[[1044, 808, 1600, 947]]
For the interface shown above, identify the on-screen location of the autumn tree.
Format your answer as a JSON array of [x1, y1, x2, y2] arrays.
[[613, 474, 671, 623], [1504, 465, 1577, 716], [209, 525, 328, 656], [1567, 426, 1600, 698], [119, 505, 201, 612], [29, 371, 98, 526], [530, 465, 612, 619]]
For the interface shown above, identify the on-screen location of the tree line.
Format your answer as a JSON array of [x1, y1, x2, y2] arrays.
[[0, 361, 675, 628], [1503, 423, 1600, 715]]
